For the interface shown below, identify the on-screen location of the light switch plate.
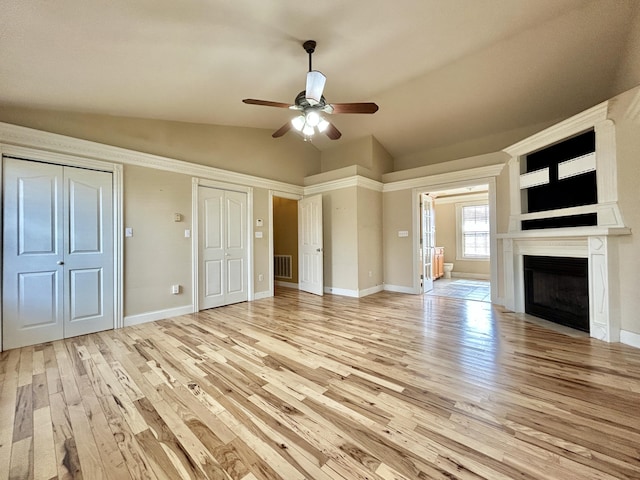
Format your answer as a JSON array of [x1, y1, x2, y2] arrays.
[[398, 230, 409, 237], [125, 227, 133, 237], [255, 231, 263, 238]]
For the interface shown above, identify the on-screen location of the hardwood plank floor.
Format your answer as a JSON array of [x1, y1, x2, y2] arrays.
[[2, 288, 640, 480]]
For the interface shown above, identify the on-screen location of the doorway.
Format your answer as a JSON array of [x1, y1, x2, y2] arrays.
[[270, 192, 324, 297], [418, 183, 493, 302], [3, 157, 115, 349], [273, 196, 299, 291]]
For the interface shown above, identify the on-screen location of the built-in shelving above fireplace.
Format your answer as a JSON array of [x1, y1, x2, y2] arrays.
[[504, 102, 625, 234]]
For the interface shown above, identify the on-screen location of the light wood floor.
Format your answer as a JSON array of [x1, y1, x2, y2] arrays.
[[2, 288, 640, 480]]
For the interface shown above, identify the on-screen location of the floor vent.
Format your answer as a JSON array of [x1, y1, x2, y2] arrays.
[[274, 255, 292, 279]]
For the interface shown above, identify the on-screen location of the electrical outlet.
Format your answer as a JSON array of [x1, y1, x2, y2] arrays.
[[171, 284, 180, 294], [258, 273, 264, 282]]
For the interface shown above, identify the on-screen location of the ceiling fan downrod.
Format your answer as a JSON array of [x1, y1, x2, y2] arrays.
[[303, 40, 316, 72]]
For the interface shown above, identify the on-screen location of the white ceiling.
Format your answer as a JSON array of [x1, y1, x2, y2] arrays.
[[1, 0, 637, 161]]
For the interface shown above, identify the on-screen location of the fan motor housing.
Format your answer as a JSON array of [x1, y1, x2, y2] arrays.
[[294, 90, 326, 110]]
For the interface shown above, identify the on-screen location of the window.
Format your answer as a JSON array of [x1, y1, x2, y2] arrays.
[[456, 202, 490, 259]]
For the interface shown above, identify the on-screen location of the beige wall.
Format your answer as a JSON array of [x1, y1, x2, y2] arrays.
[[321, 136, 372, 174], [320, 186, 383, 294], [124, 165, 193, 316], [252, 188, 271, 295], [433, 196, 490, 277], [383, 189, 415, 289], [392, 120, 558, 172], [0, 107, 321, 185], [320, 135, 393, 180], [322, 188, 359, 291], [273, 197, 298, 284], [371, 137, 394, 179], [123, 167, 272, 316], [609, 88, 640, 335], [357, 187, 383, 290]]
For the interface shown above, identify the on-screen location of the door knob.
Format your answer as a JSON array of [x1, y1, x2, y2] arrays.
[[57, 261, 64, 265], [316, 248, 322, 252]]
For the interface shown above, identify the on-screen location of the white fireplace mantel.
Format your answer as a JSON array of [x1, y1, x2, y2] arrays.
[[498, 228, 629, 342]]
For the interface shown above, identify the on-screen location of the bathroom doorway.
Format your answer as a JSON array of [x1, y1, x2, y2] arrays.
[[422, 183, 492, 302]]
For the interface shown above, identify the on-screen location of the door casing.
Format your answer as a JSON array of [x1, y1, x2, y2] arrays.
[[191, 178, 253, 312]]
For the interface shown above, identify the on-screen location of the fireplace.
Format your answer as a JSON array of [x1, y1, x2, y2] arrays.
[[524, 256, 589, 332], [499, 97, 635, 344]]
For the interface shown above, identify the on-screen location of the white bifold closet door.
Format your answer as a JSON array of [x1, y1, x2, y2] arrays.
[[198, 186, 248, 309], [3, 158, 114, 350]]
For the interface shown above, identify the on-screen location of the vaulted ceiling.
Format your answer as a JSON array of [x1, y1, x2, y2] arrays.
[[1, 0, 638, 167]]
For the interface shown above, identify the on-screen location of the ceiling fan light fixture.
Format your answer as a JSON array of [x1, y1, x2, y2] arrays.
[[305, 110, 321, 127], [291, 115, 305, 131], [317, 119, 330, 133], [306, 70, 326, 106], [302, 124, 314, 136], [243, 40, 377, 142]]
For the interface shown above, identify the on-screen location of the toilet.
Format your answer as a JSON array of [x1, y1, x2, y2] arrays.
[[443, 263, 454, 279]]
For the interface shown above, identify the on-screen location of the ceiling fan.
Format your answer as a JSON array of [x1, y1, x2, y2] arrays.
[[243, 40, 379, 141]]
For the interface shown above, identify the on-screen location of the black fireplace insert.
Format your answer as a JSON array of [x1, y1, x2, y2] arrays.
[[523, 255, 589, 332]]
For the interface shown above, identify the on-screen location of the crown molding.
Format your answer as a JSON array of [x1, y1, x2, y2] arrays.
[[0, 122, 304, 195], [382, 164, 505, 192], [503, 102, 609, 157], [303, 175, 383, 195]]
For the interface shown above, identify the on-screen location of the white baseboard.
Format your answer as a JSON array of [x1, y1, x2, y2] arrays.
[[254, 290, 272, 300], [275, 280, 299, 289], [620, 330, 640, 349], [358, 285, 384, 297], [124, 305, 194, 327], [384, 284, 419, 294], [324, 286, 358, 297], [451, 272, 490, 280], [323, 285, 383, 298]]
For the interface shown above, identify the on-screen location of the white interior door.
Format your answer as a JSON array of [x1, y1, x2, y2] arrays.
[[63, 167, 114, 338], [298, 194, 323, 296], [3, 158, 114, 350], [422, 193, 435, 293], [198, 186, 248, 309]]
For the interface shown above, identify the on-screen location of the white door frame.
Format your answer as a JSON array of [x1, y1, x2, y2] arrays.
[[191, 177, 253, 312], [0, 145, 124, 352], [411, 176, 497, 302], [268, 190, 303, 298]]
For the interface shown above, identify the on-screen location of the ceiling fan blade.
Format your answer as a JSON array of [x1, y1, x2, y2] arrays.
[[272, 122, 292, 138], [243, 99, 292, 109], [324, 122, 342, 140], [306, 70, 326, 106], [330, 102, 379, 114]]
